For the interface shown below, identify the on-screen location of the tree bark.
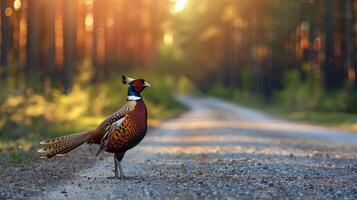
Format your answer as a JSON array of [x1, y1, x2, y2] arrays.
[[343, 0, 353, 87], [324, 0, 334, 90], [39, 0, 56, 79], [92, 0, 99, 82], [1, 0, 10, 68], [62, 0, 77, 93], [26, 0, 40, 85], [354, 1, 357, 89]]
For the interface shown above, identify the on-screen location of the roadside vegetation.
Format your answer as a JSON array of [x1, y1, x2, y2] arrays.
[[208, 70, 357, 132]]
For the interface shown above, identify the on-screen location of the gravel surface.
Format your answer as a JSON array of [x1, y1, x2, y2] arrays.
[[0, 145, 97, 199], [2, 95, 357, 200]]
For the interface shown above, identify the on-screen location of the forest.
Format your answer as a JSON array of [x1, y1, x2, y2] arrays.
[[167, 0, 357, 113], [0, 0, 356, 151]]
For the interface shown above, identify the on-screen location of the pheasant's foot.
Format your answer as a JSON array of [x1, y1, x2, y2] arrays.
[[106, 176, 123, 179], [118, 161, 125, 179]]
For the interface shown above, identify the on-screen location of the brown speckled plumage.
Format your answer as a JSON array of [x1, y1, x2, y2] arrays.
[[92, 99, 147, 155]]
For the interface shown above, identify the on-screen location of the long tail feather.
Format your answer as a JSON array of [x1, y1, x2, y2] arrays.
[[38, 131, 90, 158]]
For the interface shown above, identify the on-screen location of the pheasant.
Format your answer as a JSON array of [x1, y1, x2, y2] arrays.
[[38, 76, 151, 179]]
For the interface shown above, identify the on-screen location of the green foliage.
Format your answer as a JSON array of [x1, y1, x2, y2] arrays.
[[8, 151, 25, 165], [274, 69, 322, 111], [156, 45, 187, 76], [0, 149, 27, 166], [175, 76, 199, 95], [207, 83, 263, 108], [241, 70, 254, 91], [345, 91, 357, 113], [281, 111, 357, 127], [274, 69, 356, 113]]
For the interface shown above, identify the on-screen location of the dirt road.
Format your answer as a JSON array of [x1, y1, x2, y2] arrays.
[[30, 96, 357, 199]]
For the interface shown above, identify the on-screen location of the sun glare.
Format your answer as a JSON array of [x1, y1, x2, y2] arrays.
[[14, 0, 21, 10], [171, 0, 187, 14], [85, 14, 94, 31], [163, 32, 174, 45]]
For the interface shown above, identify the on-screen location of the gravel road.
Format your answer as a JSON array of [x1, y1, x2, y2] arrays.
[[16, 96, 357, 199]]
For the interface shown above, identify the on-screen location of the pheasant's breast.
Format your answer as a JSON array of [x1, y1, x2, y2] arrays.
[[105, 100, 147, 153]]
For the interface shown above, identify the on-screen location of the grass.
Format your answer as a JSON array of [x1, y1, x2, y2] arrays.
[[268, 109, 357, 131], [8, 151, 25, 165]]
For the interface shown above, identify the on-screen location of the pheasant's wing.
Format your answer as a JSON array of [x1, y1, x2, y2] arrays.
[[95, 101, 137, 156], [95, 115, 127, 156]]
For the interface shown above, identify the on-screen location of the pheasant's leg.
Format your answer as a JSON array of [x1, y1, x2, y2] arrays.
[[114, 152, 126, 179], [114, 155, 119, 178], [118, 161, 124, 179]]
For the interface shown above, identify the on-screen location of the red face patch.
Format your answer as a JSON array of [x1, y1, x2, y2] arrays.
[[132, 79, 145, 93]]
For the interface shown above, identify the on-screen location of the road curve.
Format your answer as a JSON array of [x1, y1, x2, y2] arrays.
[[35, 95, 357, 200]]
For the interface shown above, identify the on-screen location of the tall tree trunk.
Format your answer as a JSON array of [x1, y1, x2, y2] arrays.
[[222, 22, 234, 87], [62, 0, 77, 93], [40, 0, 56, 80], [76, 0, 86, 62], [12, 3, 21, 66], [1, 0, 10, 68], [26, 0, 40, 86], [91, 0, 107, 81], [344, 0, 353, 87], [0, 0, 9, 97], [92, 0, 99, 82], [354, 1, 357, 89], [324, 0, 334, 90], [333, 0, 346, 89]]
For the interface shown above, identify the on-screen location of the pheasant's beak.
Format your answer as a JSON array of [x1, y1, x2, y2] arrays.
[[143, 82, 151, 88]]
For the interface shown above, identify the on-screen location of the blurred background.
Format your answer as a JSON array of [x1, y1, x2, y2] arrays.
[[0, 0, 356, 153]]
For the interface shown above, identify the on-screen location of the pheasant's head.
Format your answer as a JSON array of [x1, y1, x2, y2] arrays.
[[122, 76, 151, 100]]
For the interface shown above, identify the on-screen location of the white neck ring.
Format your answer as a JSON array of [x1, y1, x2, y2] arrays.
[[127, 95, 141, 101]]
